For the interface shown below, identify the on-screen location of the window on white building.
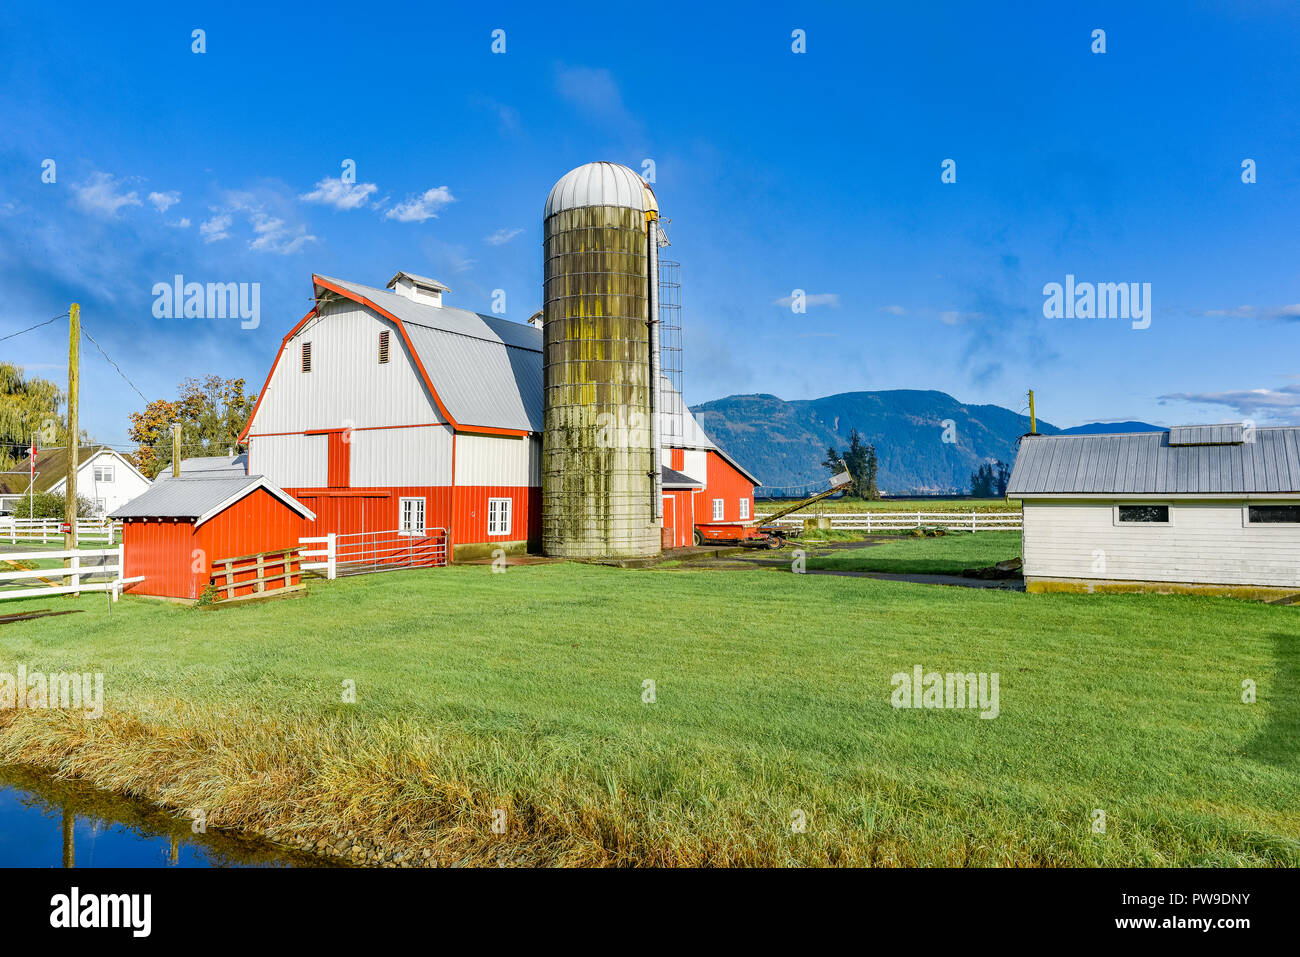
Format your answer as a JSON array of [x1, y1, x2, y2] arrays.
[[1247, 505, 1300, 524], [399, 497, 425, 536], [739, 497, 750, 520], [301, 341, 313, 372], [1117, 505, 1169, 523], [712, 498, 724, 521], [488, 497, 512, 536], [93, 464, 114, 482], [378, 330, 390, 364]]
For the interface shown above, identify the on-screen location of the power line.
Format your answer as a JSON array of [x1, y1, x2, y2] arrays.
[[80, 322, 149, 404], [1, 312, 68, 342]]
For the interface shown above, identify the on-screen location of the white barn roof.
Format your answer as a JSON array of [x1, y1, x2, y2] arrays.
[[1008, 426, 1300, 497]]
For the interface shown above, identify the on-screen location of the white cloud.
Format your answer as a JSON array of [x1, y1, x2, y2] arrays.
[[300, 176, 379, 210], [199, 213, 232, 243], [881, 305, 907, 315], [73, 172, 142, 217], [1204, 303, 1300, 320], [484, 227, 523, 245], [385, 186, 455, 223], [1160, 384, 1300, 419], [168, 217, 192, 229], [249, 212, 316, 255], [148, 190, 180, 213], [772, 292, 840, 308]]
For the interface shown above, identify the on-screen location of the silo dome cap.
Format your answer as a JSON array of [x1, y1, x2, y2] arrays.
[[544, 161, 658, 218]]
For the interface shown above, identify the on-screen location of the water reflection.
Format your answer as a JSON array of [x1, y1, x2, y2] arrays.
[[0, 765, 334, 868]]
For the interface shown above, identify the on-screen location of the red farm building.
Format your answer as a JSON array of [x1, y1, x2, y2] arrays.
[[112, 464, 315, 600], [230, 271, 760, 559]]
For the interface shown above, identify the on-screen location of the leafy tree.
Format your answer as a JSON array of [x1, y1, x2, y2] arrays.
[[128, 376, 257, 478], [970, 460, 1011, 497], [0, 362, 83, 470], [824, 428, 880, 499], [8, 490, 94, 519]]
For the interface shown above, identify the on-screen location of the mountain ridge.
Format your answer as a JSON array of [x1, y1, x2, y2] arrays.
[[689, 390, 1152, 493]]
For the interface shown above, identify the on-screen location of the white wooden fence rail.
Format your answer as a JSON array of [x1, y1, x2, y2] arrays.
[[755, 510, 1022, 532], [0, 545, 128, 601], [0, 518, 120, 544], [300, 528, 448, 578]]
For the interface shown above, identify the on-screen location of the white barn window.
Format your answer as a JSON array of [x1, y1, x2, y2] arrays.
[[1247, 505, 1300, 524], [93, 463, 115, 482], [712, 498, 724, 521], [488, 497, 512, 536], [399, 497, 425, 536], [1116, 505, 1169, 524], [739, 497, 750, 520]]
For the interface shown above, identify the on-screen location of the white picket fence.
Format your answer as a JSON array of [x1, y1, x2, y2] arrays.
[[755, 510, 1022, 532], [0, 545, 130, 601], [0, 517, 119, 544]]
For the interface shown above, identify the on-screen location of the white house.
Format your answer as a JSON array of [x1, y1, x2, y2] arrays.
[[1007, 424, 1300, 597], [0, 446, 151, 518]]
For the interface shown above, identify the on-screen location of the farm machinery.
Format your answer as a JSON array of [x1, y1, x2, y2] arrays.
[[692, 463, 852, 549]]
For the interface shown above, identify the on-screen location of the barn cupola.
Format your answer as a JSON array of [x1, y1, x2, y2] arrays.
[[386, 271, 450, 307]]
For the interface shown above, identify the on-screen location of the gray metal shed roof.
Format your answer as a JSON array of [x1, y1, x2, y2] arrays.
[[662, 465, 703, 489], [1007, 427, 1300, 496], [111, 474, 313, 523], [158, 454, 249, 480]]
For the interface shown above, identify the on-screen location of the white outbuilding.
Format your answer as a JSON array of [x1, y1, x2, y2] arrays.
[[1007, 424, 1300, 597]]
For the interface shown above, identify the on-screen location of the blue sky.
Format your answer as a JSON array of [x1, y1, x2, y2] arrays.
[[2, 0, 1298, 450]]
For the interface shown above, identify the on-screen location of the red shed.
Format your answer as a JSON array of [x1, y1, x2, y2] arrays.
[[111, 473, 315, 600]]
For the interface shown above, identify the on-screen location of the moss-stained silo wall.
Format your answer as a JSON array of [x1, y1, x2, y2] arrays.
[[542, 204, 659, 558]]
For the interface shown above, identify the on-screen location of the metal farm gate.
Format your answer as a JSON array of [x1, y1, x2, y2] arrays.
[[299, 528, 448, 579]]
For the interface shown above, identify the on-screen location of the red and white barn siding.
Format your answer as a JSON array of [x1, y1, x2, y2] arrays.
[[666, 447, 755, 530], [242, 295, 538, 559]]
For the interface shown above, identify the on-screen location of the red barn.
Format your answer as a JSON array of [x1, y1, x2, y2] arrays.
[[236, 271, 759, 560], [111, 470, 315, 600]]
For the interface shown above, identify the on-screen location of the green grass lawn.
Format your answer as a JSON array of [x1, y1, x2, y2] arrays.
[[0, 554, 1295, 867], [802, 531, 1023, 576]]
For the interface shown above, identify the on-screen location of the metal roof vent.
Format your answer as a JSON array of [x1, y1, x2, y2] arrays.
[[386, 271, 450, 307], [1167, 424, 1245, 446]]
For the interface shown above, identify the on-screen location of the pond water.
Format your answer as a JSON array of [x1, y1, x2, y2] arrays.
[[0, 765, 330, 868]]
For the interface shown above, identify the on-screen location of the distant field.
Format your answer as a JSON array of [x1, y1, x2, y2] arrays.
[[757, 497, 1020, 514], [0, 545, 1294, 867]]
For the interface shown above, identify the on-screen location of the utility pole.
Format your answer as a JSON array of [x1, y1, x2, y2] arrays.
[[1028, 389, 1037, 435], [65, 303, 80, 595], [172, 424, 181, 477]]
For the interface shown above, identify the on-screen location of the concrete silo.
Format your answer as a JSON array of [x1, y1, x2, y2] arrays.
[[542, 161, 663, 559]]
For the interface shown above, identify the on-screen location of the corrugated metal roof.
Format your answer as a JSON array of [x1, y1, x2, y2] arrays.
[[161, 454, 249, 479], [316, 274, 544, 432], [1168, 423, 1244, 445], [112, 473, 312, 523], [1007, 427, 1300, 495], [112, 475, 266, 519], [662, 465, 703, 489], [544, 162, 658, 218]]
